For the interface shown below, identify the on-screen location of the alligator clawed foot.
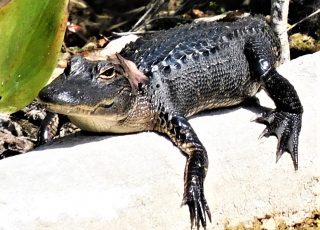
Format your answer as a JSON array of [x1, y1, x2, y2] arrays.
[[182, 175, 211, 229], [255, 111, 302, 170]]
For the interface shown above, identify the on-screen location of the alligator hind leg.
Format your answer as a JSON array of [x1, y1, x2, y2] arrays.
[[245, 39, 303, 170], [257, 69, 303, 170], [157, 113, 211, 229]]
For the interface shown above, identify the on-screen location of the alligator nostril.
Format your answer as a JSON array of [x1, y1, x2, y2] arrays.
[[38, 88, 51, 102], [38, 85, 58, 103]]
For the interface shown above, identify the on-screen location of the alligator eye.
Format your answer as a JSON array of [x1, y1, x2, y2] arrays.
[[99, 67, 115, 80]]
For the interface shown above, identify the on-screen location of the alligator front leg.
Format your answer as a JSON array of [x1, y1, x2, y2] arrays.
[[37, 112, 60, 145], [158, 114, 211, 229], [37, 112, 70, 146]]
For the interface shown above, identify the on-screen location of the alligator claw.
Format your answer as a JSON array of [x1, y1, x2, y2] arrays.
[[255, 111, 302, 170], [182, 175, 211, 229]]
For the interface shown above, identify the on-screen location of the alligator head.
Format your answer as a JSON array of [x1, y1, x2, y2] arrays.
[[38, 54, 148, 132]]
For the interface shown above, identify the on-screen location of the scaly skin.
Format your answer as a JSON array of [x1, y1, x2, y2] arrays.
[[38, 16, 303, 229]]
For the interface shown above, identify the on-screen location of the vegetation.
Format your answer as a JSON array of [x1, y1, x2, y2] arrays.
[[0, 0, 68, 113]]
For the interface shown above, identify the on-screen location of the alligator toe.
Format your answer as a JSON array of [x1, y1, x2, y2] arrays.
[[182, 175, 211, 229]]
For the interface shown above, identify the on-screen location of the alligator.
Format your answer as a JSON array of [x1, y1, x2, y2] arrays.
[[38, 16, 303, 229]]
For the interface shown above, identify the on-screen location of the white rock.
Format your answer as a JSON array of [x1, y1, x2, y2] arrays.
[[0, 52, 319, 230], [100, 34, 139, 57]]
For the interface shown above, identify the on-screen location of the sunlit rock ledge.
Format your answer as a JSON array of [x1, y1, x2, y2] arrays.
[[0, 52, 319, 230]]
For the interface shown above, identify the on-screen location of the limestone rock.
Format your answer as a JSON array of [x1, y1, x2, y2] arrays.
[[0, 52, 319, 230]]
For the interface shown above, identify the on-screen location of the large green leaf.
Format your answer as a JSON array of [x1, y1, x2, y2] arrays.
[[0, 0, 68, 113]]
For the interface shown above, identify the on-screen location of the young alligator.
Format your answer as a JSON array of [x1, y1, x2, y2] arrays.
[[38, 16, 303, 229]]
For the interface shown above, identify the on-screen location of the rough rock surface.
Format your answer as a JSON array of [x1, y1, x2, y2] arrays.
[[0, 52, 319, 230]]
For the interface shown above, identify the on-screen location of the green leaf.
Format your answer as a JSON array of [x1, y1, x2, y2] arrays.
[[0, 0, 68, 114]]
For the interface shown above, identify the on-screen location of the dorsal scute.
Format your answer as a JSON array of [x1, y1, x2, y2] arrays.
[[121, 16, 275, 76]]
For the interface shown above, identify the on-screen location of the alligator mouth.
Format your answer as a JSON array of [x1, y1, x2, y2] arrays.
[[91, 100, 115, 114], [40, 100, 114, 117], [39, 87, 131, 119], [101, 102, 114, 109]]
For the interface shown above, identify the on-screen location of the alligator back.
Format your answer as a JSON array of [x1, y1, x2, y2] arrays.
[[121, 16, 281, 116]]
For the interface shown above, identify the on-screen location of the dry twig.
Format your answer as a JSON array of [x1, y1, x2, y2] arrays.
[[130, 0, 167, 32], [288, 8, 320, 31]]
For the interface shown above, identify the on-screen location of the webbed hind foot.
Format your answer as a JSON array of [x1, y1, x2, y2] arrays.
[[255, 110, 302, 170]]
